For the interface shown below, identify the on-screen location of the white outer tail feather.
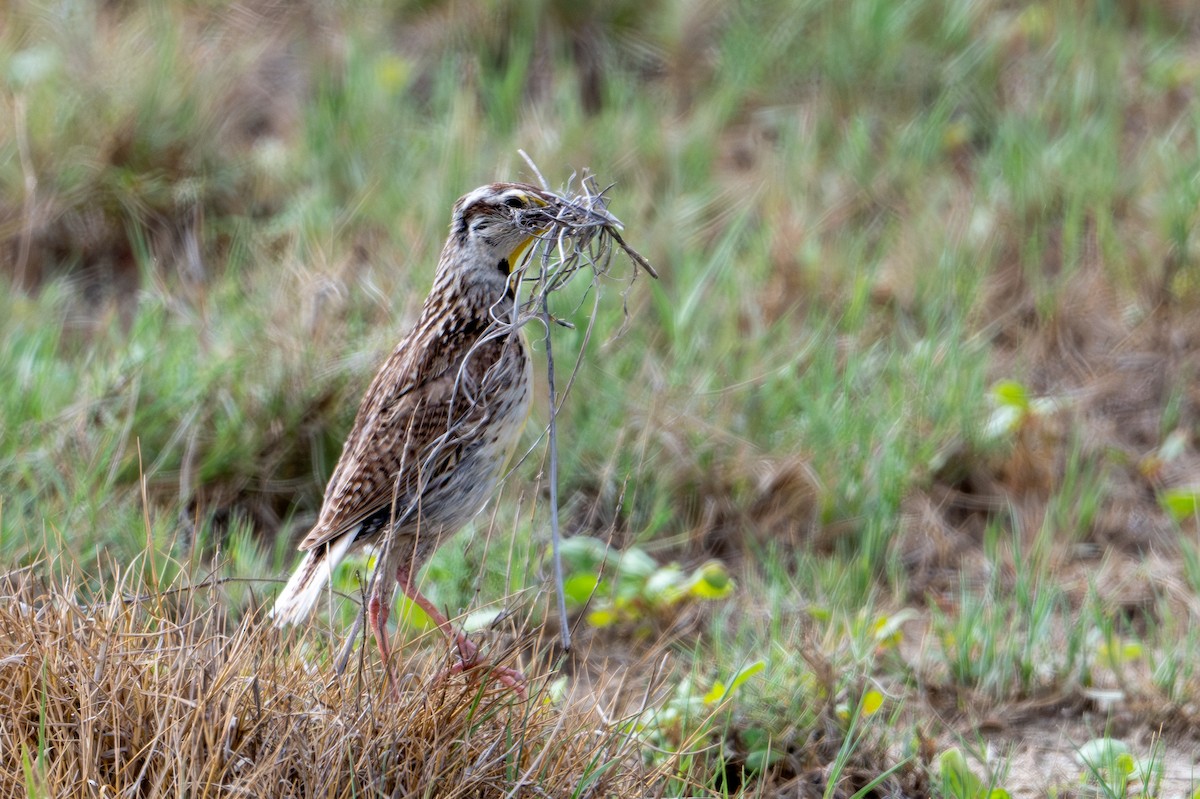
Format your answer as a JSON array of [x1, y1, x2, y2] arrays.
[[270, 533, 357, 626]]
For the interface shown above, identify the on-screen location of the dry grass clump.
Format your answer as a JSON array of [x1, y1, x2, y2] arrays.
[[0, 565, 649, 798]]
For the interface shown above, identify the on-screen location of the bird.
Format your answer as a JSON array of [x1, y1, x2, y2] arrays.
[[272, 182, 560, 696]]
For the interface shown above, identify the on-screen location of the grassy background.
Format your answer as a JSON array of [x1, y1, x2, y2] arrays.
[[4, 0, 1200, 795]]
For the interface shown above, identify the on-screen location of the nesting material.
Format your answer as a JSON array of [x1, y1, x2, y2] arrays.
[[513, 174, 657, 315]]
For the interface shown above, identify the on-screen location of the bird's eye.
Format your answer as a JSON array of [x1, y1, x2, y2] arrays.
[[503, 196, 526, 209]]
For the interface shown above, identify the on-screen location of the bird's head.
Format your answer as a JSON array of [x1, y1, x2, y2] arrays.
[[439, 182, 556, 295]]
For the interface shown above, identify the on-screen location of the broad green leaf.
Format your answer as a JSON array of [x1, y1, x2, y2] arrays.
[[1161, 487, 1200, 522], [617, 547, 658, 580], [745, 746, 785, 772], [702, 680, 727, 704], [697, 560, 730, 590], [1075, 738, 1131, 772], [559, 536, 609, 571], [726, 660, 765, 694], [740, 726, 770, 750], [939, 747, 984, 798], [562, 573, 602, 606], [991, 380, 1030, 410], [703, 660, 764, 704], [688, 561, 734, 599], [586, 607, 619, 628], [543, 676, 568, 705], [644, 565, 685, 603], [396, 596, 433, 631]]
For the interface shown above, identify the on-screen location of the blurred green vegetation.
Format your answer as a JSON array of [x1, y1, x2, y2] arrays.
[[5, 0, 1200, 794]]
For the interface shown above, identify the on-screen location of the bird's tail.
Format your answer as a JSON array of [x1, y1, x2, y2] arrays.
[[270, 533, 356, 627]]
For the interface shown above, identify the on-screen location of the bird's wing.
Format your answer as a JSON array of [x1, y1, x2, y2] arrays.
[[297, 325, 493, 553]]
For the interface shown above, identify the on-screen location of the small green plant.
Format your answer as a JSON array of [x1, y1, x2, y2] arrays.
[[1086, 619, 1143, 689], [557, 536, 733, 628], [983, 379, 1060, 441], [737, 725, 786, 774], [938, 747, 1010, 799], [1074, 737, 1165, 798], [1160, 485, 1200, 524], [626, 661, 763, 766]]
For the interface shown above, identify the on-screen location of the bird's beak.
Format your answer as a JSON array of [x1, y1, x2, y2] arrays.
[[509, 235, 537, 265], [507, 190, 554, 265]]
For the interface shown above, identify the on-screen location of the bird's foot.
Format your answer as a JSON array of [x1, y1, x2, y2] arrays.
[[441, 658, 528, 700]]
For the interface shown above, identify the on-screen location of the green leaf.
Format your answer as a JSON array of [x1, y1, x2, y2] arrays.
[[644, 565, 686, 603], [1161, 487, 1200, 522], [939, 747, 984, 798], [687, 560, 734, 599], [396, 595, 433, 631], [705, 660, 765, 704], [543, 676, 568, 705], [559, 536, 609, 572], [991, 379, 1030, 410], [744, 746, 785, 773], [870, 608, 918, 648], [1075, 738, 1131, 772], [586, 607, 619, 628], [702, 680, 727, 704], [727, 660, 765, 694], [740, 726, 770, 750], [616, 547, 658, 580], [563, 573, 602, 606]]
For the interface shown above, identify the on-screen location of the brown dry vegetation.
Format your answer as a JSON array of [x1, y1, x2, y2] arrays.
[[0, 567, 652, 798]]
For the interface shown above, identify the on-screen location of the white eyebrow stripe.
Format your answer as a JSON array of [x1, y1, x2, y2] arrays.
[[461, 187, 530, 212], [459, 186, 496, 208]]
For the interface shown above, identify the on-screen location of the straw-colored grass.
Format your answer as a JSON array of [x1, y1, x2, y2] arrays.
[[0, 563, 650, 798]]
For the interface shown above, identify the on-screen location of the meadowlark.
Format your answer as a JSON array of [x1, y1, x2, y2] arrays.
[[272, 182, 559, 694]]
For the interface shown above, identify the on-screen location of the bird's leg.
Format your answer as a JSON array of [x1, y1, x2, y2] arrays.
[[395, 565, 478, 663], [397, 566, 527, 698], [367, 584, 403, 699]]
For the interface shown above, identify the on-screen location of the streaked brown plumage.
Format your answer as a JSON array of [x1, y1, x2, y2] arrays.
[[272, 182, 557, 695]]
